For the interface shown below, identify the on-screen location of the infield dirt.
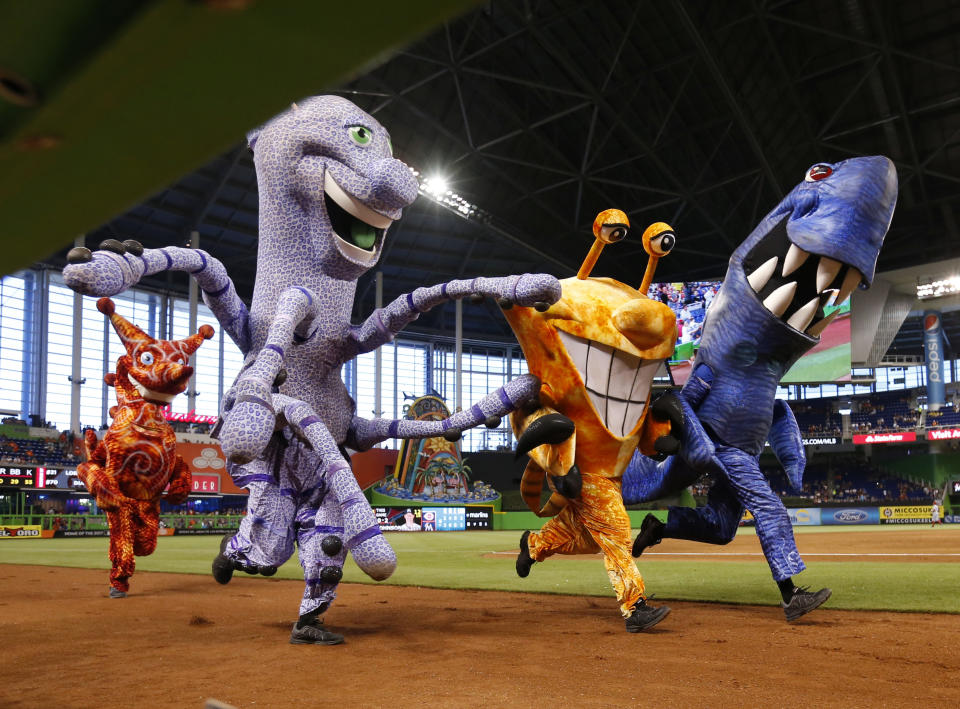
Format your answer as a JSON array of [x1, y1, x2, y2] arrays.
[[1, 557, 959, 708]]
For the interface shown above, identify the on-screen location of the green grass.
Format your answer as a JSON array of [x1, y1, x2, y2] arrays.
[[2, 527, 958, 614], [782, 343, 851, 383]]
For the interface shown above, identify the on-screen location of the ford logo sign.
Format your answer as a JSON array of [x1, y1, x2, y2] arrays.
[[835, 510, 867, 523]]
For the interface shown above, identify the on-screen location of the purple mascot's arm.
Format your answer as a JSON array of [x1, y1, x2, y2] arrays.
[[348, 274, 562, 355], [347, 374, 542, 451], [63, 246, 251, 354]]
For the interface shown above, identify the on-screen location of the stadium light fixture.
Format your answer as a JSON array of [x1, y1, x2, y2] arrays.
[[917, 275, 960, 300], [411, 167, 489, 223]]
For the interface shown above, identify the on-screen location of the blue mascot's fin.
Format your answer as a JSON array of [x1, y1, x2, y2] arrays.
[[680, 362, 714, 410], [769, 399, 806, 492]]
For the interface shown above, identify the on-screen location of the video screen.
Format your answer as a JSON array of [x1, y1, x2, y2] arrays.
[[646, 281, 722, 362], [648, 280, 852, 384], [781, 298, 851, 383]]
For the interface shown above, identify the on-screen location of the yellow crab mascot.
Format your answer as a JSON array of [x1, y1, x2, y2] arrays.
[[507, 210, 682, 632]]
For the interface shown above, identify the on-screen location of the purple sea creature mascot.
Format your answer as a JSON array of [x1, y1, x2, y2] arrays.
[[64, 95, 560, 644]]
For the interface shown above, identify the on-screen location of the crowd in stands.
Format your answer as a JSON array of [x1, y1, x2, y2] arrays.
[[646, 281, 719, 346], [761, 459, 935, 503], [849, 392, 918, 434], [925, 403, 960, 429], [0, 433, 82, 466], [789, 401, 842, 436]]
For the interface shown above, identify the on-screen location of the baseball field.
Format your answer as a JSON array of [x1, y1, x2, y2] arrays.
[[2, 524, 959, 707]]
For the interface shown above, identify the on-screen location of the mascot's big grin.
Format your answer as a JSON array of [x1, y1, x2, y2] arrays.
[[557, 330, 662, 438], [323, 173, 391, 263]]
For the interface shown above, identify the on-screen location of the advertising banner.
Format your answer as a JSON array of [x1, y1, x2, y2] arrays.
[[191, 473, 220, 493], [927, 428, 960, 441], [821, 507, 881, 525], [786, 508, 821, 526], [852, 432, 916, 445], [0, 524, 42, 538], [879, 505, 936, 524], [924, 310, 946, 410], [801, 436, 839, 446]]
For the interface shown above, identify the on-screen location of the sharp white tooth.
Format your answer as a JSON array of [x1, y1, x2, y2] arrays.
[[787, 297, 820, 332], [762, 281, 797, 318], [806, 309, 839, 337], [816, 257, 842, 292], [746, 256, 778, 292], [833, 268, 862, 305], [782, 244, 809, 277]]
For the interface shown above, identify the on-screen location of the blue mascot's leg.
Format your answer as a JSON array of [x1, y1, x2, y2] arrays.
[[714, 445, 805, 582], [662, 473, 743, 545]]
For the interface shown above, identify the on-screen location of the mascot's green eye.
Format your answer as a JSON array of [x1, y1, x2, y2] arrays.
[[348, 126, 373, 146]]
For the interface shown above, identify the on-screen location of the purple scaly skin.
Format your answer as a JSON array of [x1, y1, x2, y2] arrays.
[[63, 96, 560, 611]]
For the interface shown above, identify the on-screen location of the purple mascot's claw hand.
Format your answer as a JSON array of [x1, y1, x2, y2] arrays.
[[218, 378, 276, 464]]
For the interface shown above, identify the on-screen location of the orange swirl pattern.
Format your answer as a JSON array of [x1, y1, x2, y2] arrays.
[[77, 298, 213, 593]]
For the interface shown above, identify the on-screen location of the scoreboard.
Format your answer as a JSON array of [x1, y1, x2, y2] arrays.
[[0, 466, 83, 489], [0, 466, 38, 487], [374, 505, 494, 531]]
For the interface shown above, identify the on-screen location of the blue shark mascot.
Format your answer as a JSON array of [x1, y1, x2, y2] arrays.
[[623, 157, 898, 621]]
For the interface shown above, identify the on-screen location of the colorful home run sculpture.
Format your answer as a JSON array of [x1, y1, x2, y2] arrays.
[[63, 95, 560, 644], [505, 209, 684, 632], [623, 156, 898, 621], [79, 297, 214, 597]]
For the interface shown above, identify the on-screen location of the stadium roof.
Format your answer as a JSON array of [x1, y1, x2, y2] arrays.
[[27, 0, 960, 355]]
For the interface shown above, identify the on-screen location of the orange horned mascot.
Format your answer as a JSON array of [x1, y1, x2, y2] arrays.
[[509, 210, 682, 632], [78, 297, 214, 597]]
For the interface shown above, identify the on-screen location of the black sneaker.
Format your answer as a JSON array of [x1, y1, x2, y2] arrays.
[[109, 587, 127, 599], [632, 514, 665, 557], [289, 620, 344, 646], [624, 597, 671, 633], [212, 533, 235, 585], [782, 586, 832, 622], [516, 530, 534, 578]]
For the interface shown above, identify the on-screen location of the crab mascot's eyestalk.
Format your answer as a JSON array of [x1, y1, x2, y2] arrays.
[[623, 157, 898, 622], [507, 210, 684, 633]]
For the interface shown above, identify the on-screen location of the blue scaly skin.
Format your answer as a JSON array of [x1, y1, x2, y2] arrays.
[[623, 157, 898, 585]]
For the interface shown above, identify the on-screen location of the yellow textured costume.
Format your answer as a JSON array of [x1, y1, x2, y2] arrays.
[[505, 212, 680, 628]]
